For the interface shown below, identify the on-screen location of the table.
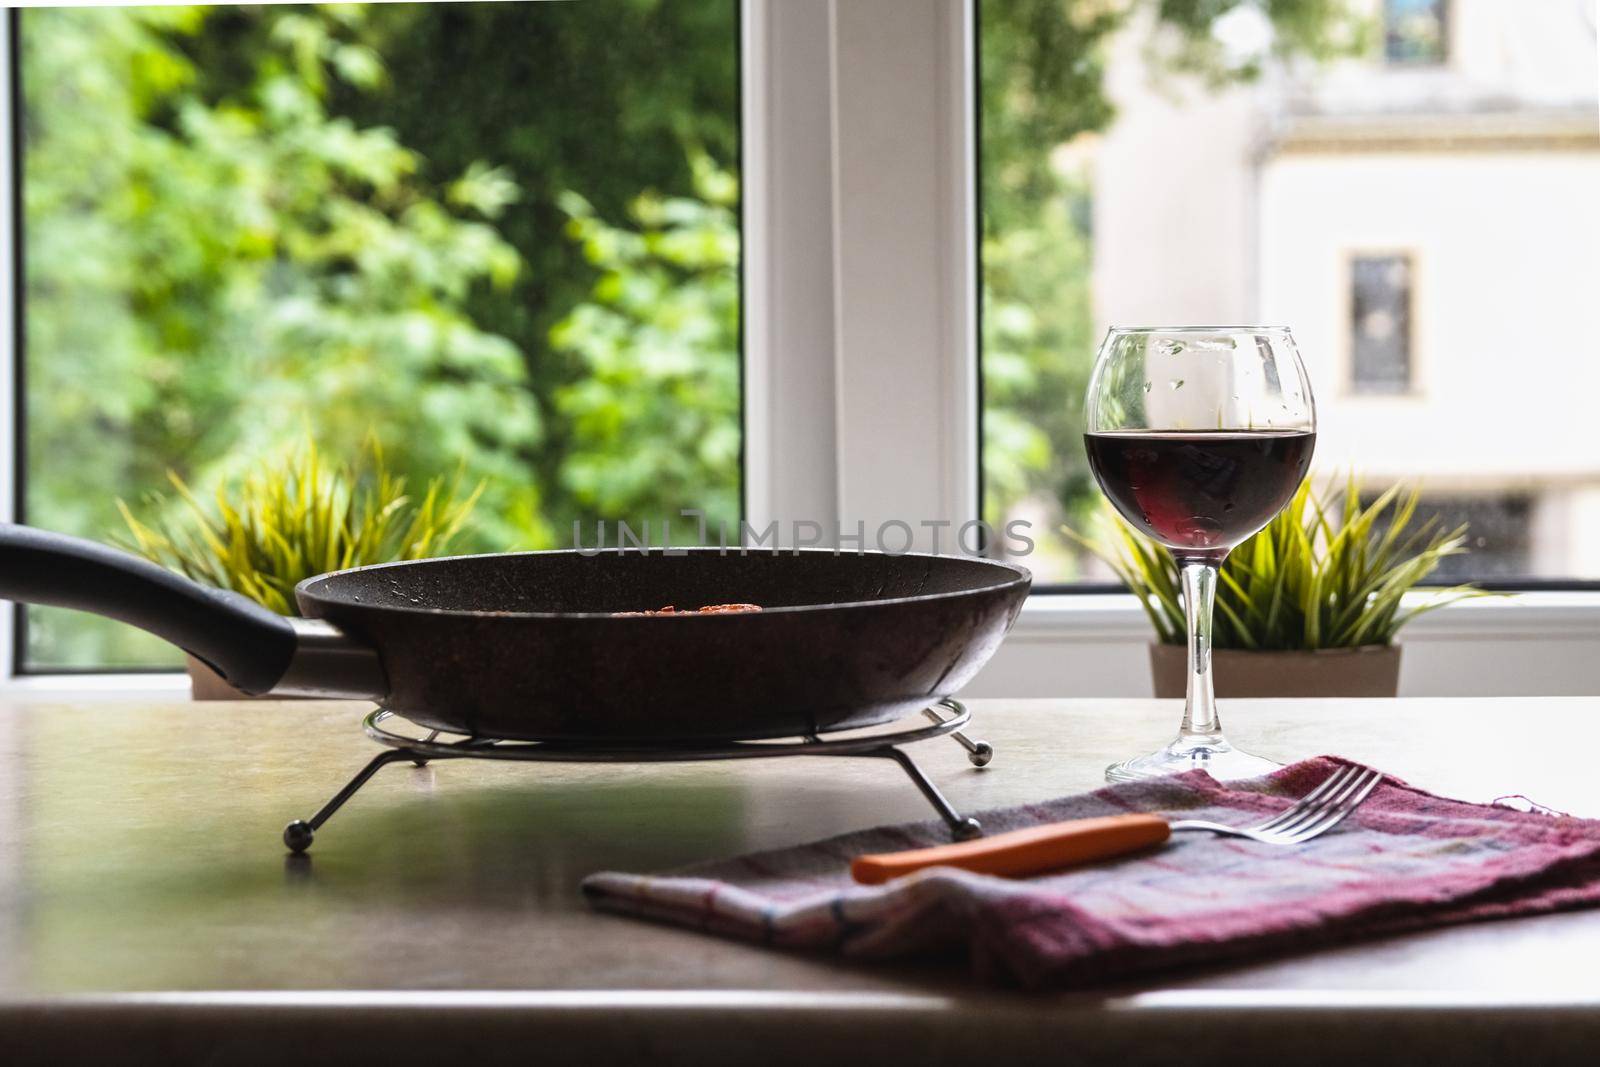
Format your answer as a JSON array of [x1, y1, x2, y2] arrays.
[[2, 696, 1598, 1064]]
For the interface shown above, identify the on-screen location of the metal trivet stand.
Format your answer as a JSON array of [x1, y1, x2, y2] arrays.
[[283, 698, 992, 853]]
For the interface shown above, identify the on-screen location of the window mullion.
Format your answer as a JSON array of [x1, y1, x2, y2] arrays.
[[746, 0, 977, 550], [741, 0, 841, 542], [829, 0, 978, 550]]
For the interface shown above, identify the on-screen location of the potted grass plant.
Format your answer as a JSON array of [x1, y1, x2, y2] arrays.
[[116, 437, 482, 699], [1073, 479, 1485, 698]]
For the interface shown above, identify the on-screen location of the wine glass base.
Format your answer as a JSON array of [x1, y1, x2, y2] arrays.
[[1105, 738, 1281, 783]]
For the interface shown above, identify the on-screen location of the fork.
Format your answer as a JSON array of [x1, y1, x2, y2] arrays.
[[851, 764, 1384, 885], [1169, 763, 1383, 845]]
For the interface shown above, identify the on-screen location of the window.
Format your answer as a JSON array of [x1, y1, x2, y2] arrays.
[[980, 0, 1600, 586], [1381, 494, 1534, 580], [1349, 253, 1413, 395], [7, 0, 1600, 692], [1385, 0, 1448, 65], [14, 2, 741, 669]]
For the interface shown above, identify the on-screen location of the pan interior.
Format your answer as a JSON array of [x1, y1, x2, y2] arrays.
[[299, 550, 1027, 616]]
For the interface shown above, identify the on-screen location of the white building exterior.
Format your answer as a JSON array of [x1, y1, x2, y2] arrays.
[[1094, 0, 1600, 577]]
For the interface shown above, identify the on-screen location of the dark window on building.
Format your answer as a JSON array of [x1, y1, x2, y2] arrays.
[[1366, 493, 1534, 581], [1385, 0, 1448, 64], [1423, 496, 1534, 580], [1350, 254, 1414, 394]]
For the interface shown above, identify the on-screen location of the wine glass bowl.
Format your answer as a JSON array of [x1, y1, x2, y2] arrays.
[[1082, 430, 1316, 564], [1084, 327, 1315, 781]]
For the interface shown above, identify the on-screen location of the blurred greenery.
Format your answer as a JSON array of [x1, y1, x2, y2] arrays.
[[329, 0, 739, 531], [550, 152, 741, 536], [20, 1, 1357, 667], [20, 2, 738, 666]]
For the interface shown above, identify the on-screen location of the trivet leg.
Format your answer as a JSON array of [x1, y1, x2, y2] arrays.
[[922, 704, 994, 768], [870, 746, 982, 841], [410, 730, 441, 767], [283, 749, 413, 853]]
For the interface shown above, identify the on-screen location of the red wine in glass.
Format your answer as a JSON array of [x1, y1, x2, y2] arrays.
[[1084, 325, 1317, 783], [1084, 430, 1316, 563]]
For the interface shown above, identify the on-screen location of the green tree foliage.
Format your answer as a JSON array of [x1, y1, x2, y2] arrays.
[[550, 153, 741, 541], [20, 2, 742, 668], [330, 0, 739, 534], [21, 4, 534, 664], [21, 2, 742, 666]]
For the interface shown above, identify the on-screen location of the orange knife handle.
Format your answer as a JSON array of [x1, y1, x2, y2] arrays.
[[850, 813, 1172, 885]]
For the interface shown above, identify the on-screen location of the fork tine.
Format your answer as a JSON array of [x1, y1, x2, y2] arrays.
[[1279, 768, 1383, 843], [1247, 764, 1357, 833], [1248, 764, 1360, 834], [1264, 766, 1376, 841]]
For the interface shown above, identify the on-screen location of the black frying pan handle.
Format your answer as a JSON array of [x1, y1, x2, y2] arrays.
[[0, 521, 380, 697]]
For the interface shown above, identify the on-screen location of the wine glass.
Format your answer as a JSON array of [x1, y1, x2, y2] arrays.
[[1084, 326, 1316, 782]]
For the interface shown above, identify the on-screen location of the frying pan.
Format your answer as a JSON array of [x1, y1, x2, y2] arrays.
[[0, 524, 1030, 742]]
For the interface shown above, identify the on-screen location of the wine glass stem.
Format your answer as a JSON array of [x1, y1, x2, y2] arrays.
[[1178, 561, 1224, 744]]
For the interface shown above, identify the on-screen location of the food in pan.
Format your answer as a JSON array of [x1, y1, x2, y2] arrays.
[[612, 603, 763, 617]]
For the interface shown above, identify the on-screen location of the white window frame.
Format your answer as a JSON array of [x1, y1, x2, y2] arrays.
[[3, 1, 1600, 699], [743, 0, 976, 547]]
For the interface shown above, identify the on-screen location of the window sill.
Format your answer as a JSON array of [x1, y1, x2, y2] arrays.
[[1010, 589, 1600, 643], [979, 589, 1600, 698]]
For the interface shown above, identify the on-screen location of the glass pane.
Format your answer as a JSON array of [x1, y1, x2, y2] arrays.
[[19, 1, 741, 668], [1384, 0, 1447, 65], [1349, 254, 1412, 395], [1366, 493, 1533, 580], [979, 0, 1600, 585]]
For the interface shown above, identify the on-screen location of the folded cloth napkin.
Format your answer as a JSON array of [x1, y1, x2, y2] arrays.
[[582, 757, 1600, 988]]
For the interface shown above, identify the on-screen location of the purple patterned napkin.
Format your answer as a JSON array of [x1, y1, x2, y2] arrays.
[[582, 757, 1600, 988]]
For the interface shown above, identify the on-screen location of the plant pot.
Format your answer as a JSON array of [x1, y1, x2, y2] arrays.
[[1149, 643, 1401, 699], [186, 654, 283, 701]]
